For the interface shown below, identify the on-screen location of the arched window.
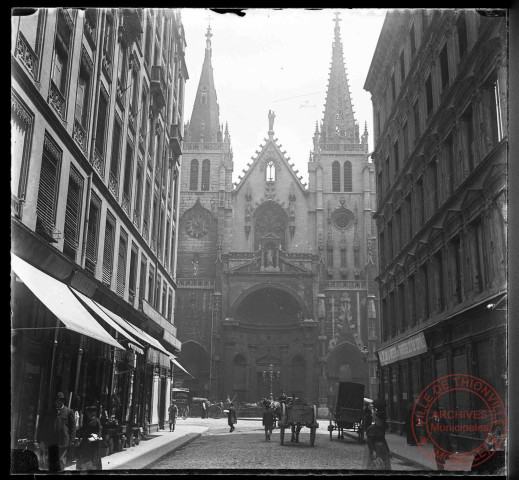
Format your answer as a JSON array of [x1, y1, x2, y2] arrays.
[[332, 161, 340, 192], [189, 159, 198, 190], [266, 160, 276, 182], [253, 202, 287, 250], [343, 161, 352, 192], [201, 159, 210, 191]]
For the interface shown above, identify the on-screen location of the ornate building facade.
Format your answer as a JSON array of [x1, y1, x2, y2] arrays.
[[175, 15, 380, 408], [364, 9, 507, 444], [11, 8, 187, 448]]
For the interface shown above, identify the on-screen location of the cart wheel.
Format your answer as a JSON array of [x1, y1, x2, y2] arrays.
[[310, 427, 316, 446], [209, 405, 222, 419], [280, 426, 285, 445]]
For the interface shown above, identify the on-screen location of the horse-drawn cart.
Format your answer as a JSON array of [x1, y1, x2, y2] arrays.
[[328, 381, 365, 442], [278, 403, 319, 446]]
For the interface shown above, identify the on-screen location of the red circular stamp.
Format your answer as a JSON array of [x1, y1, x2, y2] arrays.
[[411, 374, 506, 471]]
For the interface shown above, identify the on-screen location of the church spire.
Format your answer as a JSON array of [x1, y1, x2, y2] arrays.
[[188, 24, 221, 143], [321, 11, 357, 144]]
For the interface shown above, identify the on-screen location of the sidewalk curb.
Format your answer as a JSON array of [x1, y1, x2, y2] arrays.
[[143, 432, 203, 469], [341, 431, 433, 471]]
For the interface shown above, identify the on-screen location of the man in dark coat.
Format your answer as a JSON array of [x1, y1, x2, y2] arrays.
[[227, 402, 237, 433], [168, 402, 178, 432], [262, 404, 276, 441], [37, 392, 76, 472], [76, 406, 102, 470]]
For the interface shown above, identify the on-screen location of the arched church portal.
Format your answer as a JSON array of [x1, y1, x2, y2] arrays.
[[178, 341, 210, 398], [326, 341, 368, 393]]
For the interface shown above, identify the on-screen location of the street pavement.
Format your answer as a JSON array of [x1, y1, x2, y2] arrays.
[[64, 416, 478, 472]]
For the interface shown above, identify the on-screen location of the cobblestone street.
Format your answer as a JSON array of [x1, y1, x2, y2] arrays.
[[151, 417, 416, 471]]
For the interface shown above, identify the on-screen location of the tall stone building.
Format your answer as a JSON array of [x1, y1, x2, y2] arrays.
[[175, 14, 380, 407], [11, 8, 187, 447], [364, 9, 507, 444]]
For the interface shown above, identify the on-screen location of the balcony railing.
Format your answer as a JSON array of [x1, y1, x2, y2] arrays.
[[122, 192, 131, 217], [16, 32, 38, 78], [133, 210, 141, 229], [11, 194, 23, 219], [150, 65, 166, 110], [108, 172, 119, 200], [169, 124, 183, 156], [91, 146, 105, 177], [48, 80, 66, 118], [320, 143, 367, 152], [73, 118, 88, 154], [183, 142, 223, 151]]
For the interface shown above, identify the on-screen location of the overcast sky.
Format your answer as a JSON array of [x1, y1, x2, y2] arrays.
[[180, 8, 387, 184]]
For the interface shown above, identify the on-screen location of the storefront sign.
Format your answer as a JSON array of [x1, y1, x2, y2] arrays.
[[378, 331, 428, 366]]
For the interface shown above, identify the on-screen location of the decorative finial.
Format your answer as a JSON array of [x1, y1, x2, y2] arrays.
[[205, 23, 213, 50], [268, 110, 276, 138]]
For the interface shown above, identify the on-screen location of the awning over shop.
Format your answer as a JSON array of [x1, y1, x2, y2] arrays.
[[94, 301, 172, 357], [71, 288, 145, 355], [11, 254, 123, 350], [169, 356, 194, 378]]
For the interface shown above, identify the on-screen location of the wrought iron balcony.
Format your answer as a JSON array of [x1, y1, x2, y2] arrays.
[[48, 80, 66, 118], [122, 193, 131, 217], [169, 124, 183, 156], [133, 210, 141, 229], [16, 32, 38, 78], [91, 147, 105, 177], [109, 172, 119, 200], [11, 194, 23, 219], [150, 65, 166, 110], [73, 118, 88, 154]]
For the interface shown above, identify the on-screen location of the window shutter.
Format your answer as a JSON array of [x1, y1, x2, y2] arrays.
[[63, 169, 83, 259], [37, 149, 60, 232], [85, 198, 100, 273], [116, 233, 127, 296], [102, 218, 115, 285]]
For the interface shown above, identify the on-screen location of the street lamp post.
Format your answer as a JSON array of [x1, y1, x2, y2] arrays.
[[262, 363, 280, 401]]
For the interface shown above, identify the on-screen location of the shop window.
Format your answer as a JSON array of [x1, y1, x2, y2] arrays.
[[63, 166, 84, 261]]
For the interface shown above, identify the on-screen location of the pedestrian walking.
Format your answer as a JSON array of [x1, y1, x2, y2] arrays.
[[37, 392, 76, 472], [406, 401, 418, 446], [75, 406, 102, 471], [429, 409, 452, 471], [362, 398, 391, 470], [360, 402, 373, 442], [168, 401, 178, 432], [262, 403, 276, 441], [227, 402, 237, 432], [201, 400, 207, 419]]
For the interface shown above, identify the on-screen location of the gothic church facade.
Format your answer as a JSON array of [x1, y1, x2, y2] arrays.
[[175, 16, 379, 407]]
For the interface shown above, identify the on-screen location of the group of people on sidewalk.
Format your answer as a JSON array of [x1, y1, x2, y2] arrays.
[[35, 392, 103, 472]]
